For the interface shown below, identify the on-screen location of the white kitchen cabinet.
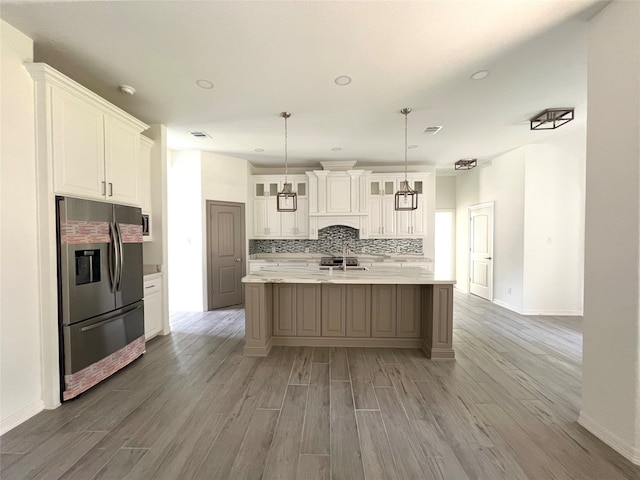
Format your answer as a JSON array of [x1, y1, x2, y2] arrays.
[[252, 176, 308, 238], [396, 177, 425, 236], [28, 63, 148, 206], [139, 136, 153, 214], [368, 178, 397, 237], [143, 274, 163, 341]]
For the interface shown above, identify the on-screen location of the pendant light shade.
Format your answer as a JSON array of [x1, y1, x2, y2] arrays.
[[395, 108, 418, 211], [277, 112, 297, 212]]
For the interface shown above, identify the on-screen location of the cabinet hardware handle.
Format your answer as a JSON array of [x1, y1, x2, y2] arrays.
[[145, 285, 155, 289], [484, 256, 493, 260], [102, 181, 106, 195], [108, 182, 113, 196]]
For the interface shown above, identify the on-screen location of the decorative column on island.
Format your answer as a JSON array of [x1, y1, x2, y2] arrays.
[[242, 268, 455, 359]]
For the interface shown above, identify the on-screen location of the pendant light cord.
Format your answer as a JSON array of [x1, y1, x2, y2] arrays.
[[404, 109, 408, 183], [281, 112, 290, 184]]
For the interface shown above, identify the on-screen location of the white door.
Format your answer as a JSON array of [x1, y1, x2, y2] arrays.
[[469, 203, 494, 300]]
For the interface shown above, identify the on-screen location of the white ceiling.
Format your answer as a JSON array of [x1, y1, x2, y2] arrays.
[[1, 0, 606, 169]]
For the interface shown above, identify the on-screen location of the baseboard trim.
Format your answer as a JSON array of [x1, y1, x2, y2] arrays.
[[271, 336, 422, 349], [520, 309, 583, 316], [422, 340, 456, 360], [244, 337, 273, 357], [578, 411, 640, 465], [1, 399, 45, 435], [492, 299, 523, 314]]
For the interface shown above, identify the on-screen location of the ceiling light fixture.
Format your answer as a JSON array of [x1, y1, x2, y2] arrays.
[[331, 147, 342, 152], [277, 112, 297, 212], [254, 148, 264, 152], [407, 144, 418, 150], [395, 108, 418, 211], [119, 84, 135, 95], [530, 108, 574, 130], [455, 158, 477, 170], [334, 75, 352, 86], [470, 70, 489, 80], [196, 79, 214, 89]]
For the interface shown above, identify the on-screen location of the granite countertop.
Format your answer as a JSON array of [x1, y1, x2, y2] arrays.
[[241, 266, 454, 285]]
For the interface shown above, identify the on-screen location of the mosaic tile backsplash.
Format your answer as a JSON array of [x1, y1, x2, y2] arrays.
[[249, 225, 423, 255]]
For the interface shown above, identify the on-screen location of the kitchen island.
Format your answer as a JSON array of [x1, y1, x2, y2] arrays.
[[242, 267, 455, 359]]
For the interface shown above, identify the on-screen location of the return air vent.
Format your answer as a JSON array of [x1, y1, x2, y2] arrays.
[[189, 131, 211, 139], [423, 126, 443, 134]]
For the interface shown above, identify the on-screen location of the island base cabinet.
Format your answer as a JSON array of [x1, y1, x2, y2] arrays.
[[273, 284, 296, 336], [396, 285, 422, 338], [346, 285, 371, 337], [422, 285, 455, 359], [296, 284, 321, 336], [371, 285, 396, 337], [244, 283, 273, 356], [321, 284, 346, 336]]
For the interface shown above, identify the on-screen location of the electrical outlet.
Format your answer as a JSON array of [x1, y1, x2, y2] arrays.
[[304, 247, 309, 253], [271, 246, 276, 253]]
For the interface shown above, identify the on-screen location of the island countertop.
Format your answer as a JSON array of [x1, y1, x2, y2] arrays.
[[241, 266, 455, 285]]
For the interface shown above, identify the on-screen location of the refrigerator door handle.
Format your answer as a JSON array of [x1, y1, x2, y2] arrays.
[[114, 222, 124, 291], [79, 303, 143, 332], [109, 222, 119, 293]]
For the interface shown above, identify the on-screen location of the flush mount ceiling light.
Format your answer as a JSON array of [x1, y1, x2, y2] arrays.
[[455, 158, 477, 170], [470, 69, 489, 80], [119, 84, 135, 95], [530, 108, 574, 130], [277, 112, 297, 212], [334, 75, 352, 86], [254, 148, 264, 152], [407, 144, 418, 150], [195, 79, 214, 89], [395, 108, 418, 211], [331, 147, 342, 151]]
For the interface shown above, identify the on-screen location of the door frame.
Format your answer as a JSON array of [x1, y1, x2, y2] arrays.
[[205, 200, 246, 310], [468, 202, 494, 301]]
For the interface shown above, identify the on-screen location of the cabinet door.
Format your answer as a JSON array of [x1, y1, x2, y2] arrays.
[[396, 285, 421, 338], [346, 285, 371, 337], [51, 86, 105, 199], [295, 197, 309, 237], [372, 285, 397, 337], [381, 195, 397, 236], [326, 176, 351, 213], [266, 196, 281, 237], [273, 284, 296, 336], [368, 196, 383, 237], [139, 137, 152, 214], [104, 115, 140, 205], [296, 284, 321, 336], [321, 284, 345, 336], [253, 197, 269, 237], [143, 277, 163, 340]]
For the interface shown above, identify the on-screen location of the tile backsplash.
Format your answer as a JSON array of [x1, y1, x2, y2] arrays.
[[249, 225, 423, 255]]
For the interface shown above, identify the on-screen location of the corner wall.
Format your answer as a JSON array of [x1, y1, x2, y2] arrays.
[[0, 20, 44, 433], [580, 0, 640, 463]]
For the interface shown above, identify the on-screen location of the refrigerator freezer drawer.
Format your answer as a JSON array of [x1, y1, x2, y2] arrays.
[[63, 301, 144, 375]]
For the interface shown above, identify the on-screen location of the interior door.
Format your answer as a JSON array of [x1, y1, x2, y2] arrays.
[[469, 203, 494, 300], [207, 201, 245, 309]]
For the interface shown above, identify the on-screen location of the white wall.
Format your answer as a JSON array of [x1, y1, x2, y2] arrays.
[[167, 150, 249, 312], [436, 176, 456, 209], [580, 0, 640, 463], [455, 149, 526, 312], [167, 150, 203, 311], [0, 20, 44, 433], [200, 152, 249, 311], [523, 131, 585, 315]]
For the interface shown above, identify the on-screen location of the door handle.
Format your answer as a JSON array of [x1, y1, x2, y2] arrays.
[[484, 256, 492, 260], [236, 258, 241, 262]]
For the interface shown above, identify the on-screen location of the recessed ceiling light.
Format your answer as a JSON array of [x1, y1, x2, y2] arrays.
[[334, 75, 352, 86], [196, 79, 214, 89], [407, 144, 418, 149], [119, 84, 135, 95], [470, 70, 489, 81], [254, 148, 264, 152], [331, 147, 342, 151]]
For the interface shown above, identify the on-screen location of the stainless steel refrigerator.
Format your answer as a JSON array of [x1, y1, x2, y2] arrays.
[[56, 196, 145, 401]]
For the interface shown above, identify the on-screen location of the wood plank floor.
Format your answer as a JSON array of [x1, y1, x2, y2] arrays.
[[3, 292, 640, 479]]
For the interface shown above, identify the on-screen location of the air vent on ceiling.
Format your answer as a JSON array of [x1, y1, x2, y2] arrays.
[[189, 131, 211, 139], [423, 126, 443, 134]]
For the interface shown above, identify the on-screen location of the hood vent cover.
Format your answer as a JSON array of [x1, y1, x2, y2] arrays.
[[423, 126, 443, 134]]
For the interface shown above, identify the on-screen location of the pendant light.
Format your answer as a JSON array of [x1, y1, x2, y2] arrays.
[[277, 111, 297, 212], [395, 107, 418, 211]]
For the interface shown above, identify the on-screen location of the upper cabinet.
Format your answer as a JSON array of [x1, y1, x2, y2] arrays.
[[139, 136, 154, 215], [27, 63, 149, 206], [251, 175, 308, 238]]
